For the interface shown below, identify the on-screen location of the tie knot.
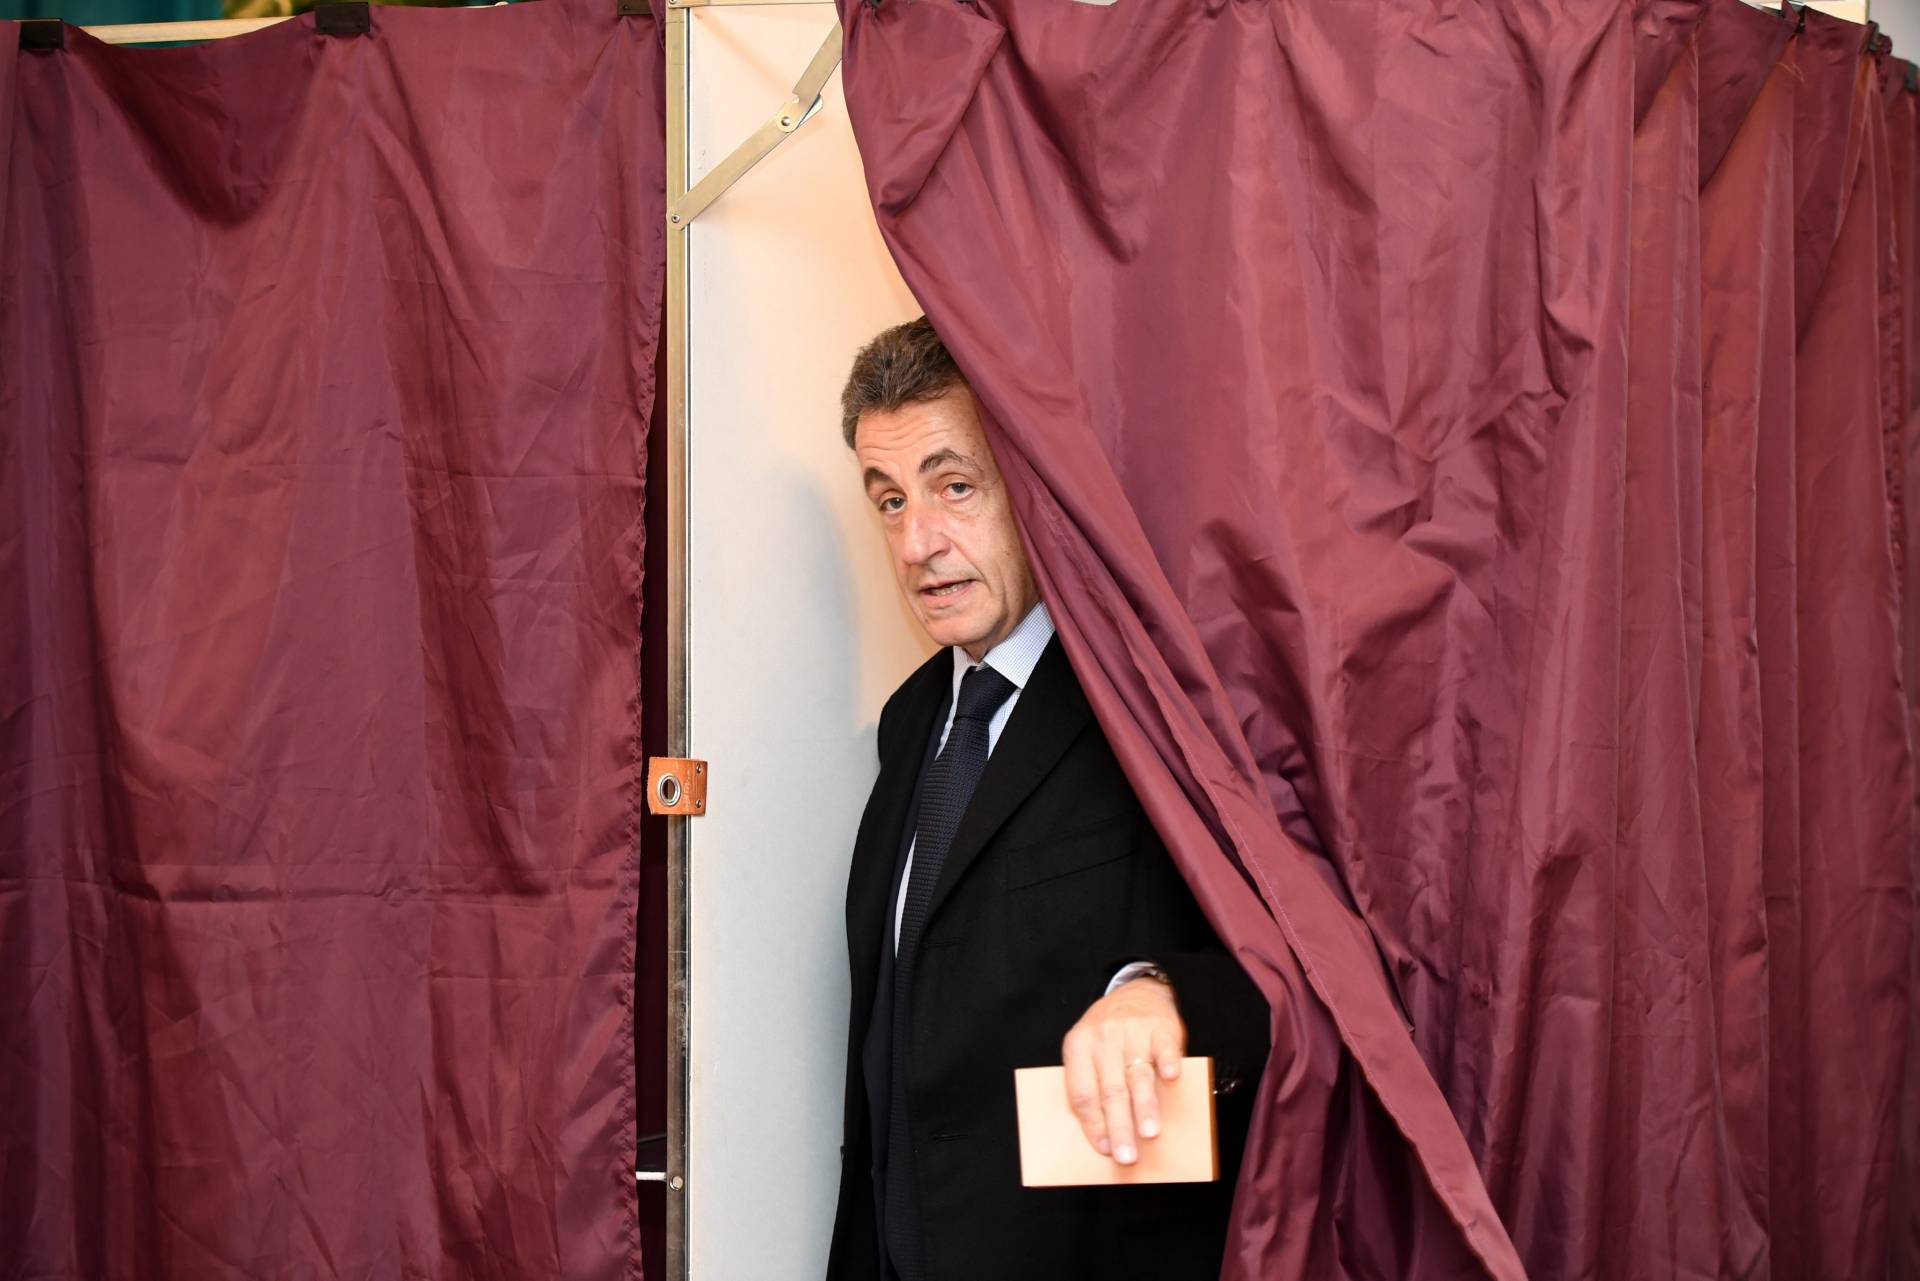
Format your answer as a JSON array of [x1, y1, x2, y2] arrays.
[[954, 664, 1016, 724]]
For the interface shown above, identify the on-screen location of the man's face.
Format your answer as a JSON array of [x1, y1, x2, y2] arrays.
[[855, 386, 1040, 661]]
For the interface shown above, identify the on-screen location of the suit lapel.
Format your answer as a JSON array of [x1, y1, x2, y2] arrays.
[[928, 637, 1092, 923], [847, 651, 950, 1032]]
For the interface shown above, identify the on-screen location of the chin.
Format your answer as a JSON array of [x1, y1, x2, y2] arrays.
[[919, 613, 990, 654]]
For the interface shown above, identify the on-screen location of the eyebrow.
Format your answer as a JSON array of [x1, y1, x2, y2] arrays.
[[864, 449, 981, 494], [918, 448, 978, 476]]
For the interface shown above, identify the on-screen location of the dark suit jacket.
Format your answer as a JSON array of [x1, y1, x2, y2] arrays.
[[825, 637, 1271, 1281]]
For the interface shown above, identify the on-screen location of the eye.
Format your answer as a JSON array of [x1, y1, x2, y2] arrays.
[[878, 495, 905, 514], [945, 482, 974, 499]]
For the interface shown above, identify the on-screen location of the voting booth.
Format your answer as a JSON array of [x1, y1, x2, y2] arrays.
[[17, 1, 1919, 1278]]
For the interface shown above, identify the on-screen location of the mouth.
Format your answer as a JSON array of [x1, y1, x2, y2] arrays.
[[919, 579, 975, 603]]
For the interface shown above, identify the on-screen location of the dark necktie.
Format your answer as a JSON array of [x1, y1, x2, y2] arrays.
[[884, 662, 1017, 1281]]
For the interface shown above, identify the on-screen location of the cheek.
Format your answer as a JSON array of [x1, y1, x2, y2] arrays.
[[978, 527, 1022, 592]]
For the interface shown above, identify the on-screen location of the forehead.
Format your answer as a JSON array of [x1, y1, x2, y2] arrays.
[[854, 389, 991, 473]]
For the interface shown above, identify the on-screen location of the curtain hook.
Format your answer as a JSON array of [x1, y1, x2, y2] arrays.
[[18, 17, 64, 49]]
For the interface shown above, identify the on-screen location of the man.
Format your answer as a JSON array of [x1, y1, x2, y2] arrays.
[[826, 317, 1271, 1281]]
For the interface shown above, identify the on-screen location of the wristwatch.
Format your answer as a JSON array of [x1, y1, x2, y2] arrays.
[[1104, 960, 1172, 997]]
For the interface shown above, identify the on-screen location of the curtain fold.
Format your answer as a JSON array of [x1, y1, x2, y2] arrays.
[[1785, 14, 1913, 1281], [836, 0, 1919, 1276], [1695, 5, 1794, 1275], [0, 2, 664, 1275]]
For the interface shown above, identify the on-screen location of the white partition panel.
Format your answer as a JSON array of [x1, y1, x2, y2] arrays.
[[685, 9, 933, 1277]]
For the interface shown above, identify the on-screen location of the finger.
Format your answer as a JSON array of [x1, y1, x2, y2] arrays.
[[1151, 1018, 1185, 1082], [1126, 1025, 1161, 1141], [1062, 1027, 1110, 1156], [1097, 1035, 1138, 1164]]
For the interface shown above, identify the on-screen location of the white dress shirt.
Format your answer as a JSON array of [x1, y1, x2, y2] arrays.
[[893, 602, 1056, 953]]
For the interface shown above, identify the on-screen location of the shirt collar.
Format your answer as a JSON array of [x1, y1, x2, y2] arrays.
[[950, 601, 1055, 699]]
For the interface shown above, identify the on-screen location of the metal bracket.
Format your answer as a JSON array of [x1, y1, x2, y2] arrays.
[[665, 21, 842, 228], [647, 758, 708, 816]]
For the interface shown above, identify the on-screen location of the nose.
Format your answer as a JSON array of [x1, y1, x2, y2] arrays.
[[899, 502, 950, 567]]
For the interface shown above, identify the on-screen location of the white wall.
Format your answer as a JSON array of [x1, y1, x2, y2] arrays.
[[1873, 0, 1920, 57], [684, 8, 934, 1277], [1807, 0, 1872, 24]]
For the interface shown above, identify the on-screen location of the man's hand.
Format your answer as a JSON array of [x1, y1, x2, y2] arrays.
[[1060, 976, 1186, 1165]]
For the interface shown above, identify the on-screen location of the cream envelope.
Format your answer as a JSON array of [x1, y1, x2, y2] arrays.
[[1014, 1056, 1219, 1187]]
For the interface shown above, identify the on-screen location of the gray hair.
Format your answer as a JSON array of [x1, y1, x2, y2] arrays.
[[839, 316, 967, 448]]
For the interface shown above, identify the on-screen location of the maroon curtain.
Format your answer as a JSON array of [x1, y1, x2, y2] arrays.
[[836, 0, 1918, 1277], [0, 1, 664, 1276]]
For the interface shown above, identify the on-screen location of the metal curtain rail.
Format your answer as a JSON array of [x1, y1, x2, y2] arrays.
[[69, 0, 556, 44], [80, 15, 291, 43], [62, 0, 688, 45], [61, 0, 824, 44]]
